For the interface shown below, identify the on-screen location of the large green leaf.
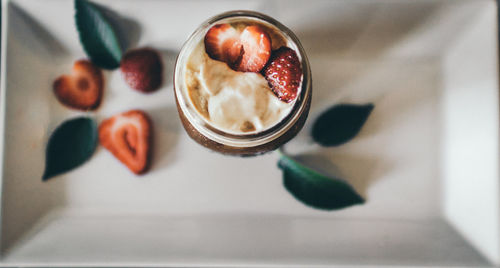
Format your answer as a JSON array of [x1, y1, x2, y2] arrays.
[[279, 153, 364, 210], [312, 104, 374, 146], [42, 117, 98, 181], [75, 0, 122, 69]]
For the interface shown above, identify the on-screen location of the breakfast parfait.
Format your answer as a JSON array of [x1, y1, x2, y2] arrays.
[[174, 11, 312, 155]]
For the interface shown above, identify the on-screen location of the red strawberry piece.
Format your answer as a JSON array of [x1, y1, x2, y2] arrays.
[[204, 24, 242, 65], [261, 47, 302, 103], [53, 60, 103, 110], [235, 25, 272, 72], [99, 110, 153, 175], [120, 48, 163, 93], [204, 23, 271, 73]]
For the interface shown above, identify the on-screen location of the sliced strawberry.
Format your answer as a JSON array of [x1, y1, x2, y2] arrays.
[[234, 25, 271, 72], [53, 60, 103, 110], [204, 23, 271, 73], [261, 47, 302, 103], [99, 110, 153, 175], [204, 24, 241, 65], [120, 48, 163, 93]]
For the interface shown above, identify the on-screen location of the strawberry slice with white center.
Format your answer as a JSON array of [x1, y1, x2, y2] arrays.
[[204, 24, 242, 65], [99, 110, 153, 175], [235, 25, 271, 72], [204, 23, 271, 73], [53, 60, 104, 110]]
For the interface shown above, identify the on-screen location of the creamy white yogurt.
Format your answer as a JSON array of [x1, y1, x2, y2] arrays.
[[184, 42, 293, 134]]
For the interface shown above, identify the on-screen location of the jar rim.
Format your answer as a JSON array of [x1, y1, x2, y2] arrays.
[[173, 10, 312, 148]]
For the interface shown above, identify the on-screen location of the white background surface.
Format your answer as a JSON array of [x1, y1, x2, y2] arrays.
[[0, 0, 498, 266]]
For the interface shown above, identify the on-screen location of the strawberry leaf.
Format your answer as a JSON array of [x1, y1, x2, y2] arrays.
[[278, 153, 364, 210], [42, 117, 98, 181], [312, 104, 374, 146], [75, 0, 122, 69]]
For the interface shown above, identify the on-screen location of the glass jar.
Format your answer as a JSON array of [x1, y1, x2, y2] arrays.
[[173, 10, 312, 156]]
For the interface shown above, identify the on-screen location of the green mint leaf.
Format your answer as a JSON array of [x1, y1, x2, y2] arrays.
[[312, 103, 374, 146], [278, 153, 364, 210], [42, 117, 98, 181], [75, 0, 122, 69]]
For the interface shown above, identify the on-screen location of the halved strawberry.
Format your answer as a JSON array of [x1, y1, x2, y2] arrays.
[[204, 23, 271, 73], [235, 26, 272, 72], [120, 48, 163, 93], [53, 60, 103, 110], [261, 47, 302, 103], [204, 24, 241, 65], [99, 110, 153, 175]]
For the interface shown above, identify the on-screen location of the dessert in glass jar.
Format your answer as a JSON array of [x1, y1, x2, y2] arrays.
[[174, 10, 312, 156]]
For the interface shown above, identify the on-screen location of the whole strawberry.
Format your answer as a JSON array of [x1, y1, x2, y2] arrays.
[[120, 48, 163, 93], [261, 47, 302, 103]]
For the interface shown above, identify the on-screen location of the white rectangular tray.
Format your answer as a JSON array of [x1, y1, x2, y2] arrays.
[[0, 0, 498, 266]]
